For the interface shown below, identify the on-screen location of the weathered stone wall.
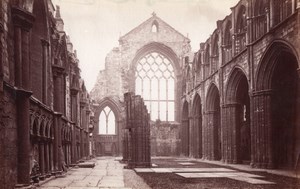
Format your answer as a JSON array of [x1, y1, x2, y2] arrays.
[[0, 89, 17, 189], [150, 122, 180, 156], [0, 1, 92, 188], [182, 0, 300, 170], [91, 14, 191, 156]]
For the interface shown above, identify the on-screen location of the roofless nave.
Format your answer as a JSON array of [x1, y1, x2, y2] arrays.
[[0, 0, 300, 188]]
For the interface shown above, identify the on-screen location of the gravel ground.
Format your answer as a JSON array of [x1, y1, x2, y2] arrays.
[[135, 158, 300, 189], [124, 168, 152, 189]]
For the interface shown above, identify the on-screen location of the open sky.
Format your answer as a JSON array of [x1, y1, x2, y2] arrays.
[[52, 0, 238, 91]]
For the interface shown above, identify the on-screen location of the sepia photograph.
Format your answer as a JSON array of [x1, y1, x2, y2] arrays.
[[0, 0, 300, 188]]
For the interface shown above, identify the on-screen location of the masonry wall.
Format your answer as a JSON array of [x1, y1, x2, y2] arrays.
[[0, 1, 92, 188], [91, 14, 191, 156], [182, 0, 300, 170], [150, 122, 180, 156]]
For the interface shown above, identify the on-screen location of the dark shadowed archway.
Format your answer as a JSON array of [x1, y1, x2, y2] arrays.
[[205, 84, 221, 160], [192, 94, 202, 158], [181, 101, 190, 156], [254, 41, 299, 169], [224, 68, 250, 164]]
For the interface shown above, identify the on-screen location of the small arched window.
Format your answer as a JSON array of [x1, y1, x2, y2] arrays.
[[253, 0, 268, 40], [99, 106, 116, 135], [151, 21, 159, 33], [235, 5, 247, 54], [274, 0, 293, 25], [223, 21, 232, 63]]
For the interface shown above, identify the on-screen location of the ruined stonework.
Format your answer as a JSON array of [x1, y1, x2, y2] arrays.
[[91, 13, 191, 157], [0, 1, 92, 188], [182, 0, 300, 170], [123, 92, 151, 168]]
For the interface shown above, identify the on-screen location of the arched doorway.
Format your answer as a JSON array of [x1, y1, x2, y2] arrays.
[[192, 94, 202, 158], [254, 41, 299, 169], [271, 51, 298, 168], [205, 84, 221, 160], [225, 68, 250, 164], [182, 101, 189, 156]]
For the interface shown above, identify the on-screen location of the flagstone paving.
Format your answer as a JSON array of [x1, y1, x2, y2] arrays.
[[37, 157, 299, 189], [38, 157, 131, 189], [135, 166, 274, 185]]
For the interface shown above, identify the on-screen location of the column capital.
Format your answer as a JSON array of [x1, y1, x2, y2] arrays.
[[252, 89, 273, 97], [52, 64, 65, 78]]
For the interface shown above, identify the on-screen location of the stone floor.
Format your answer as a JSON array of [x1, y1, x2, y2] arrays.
[[135, 165, 275, 185], [37, 157, 132, 189], [37, 157, 299, 189]]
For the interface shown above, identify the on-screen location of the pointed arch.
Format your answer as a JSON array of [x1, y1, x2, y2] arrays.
[[181, 100, 190, 156], [151, 20, 159, 33], [224, 67, 251, 163], [192, 93, 203, 158], [205, 83, 221, 160], [133, 42, 179, 121], [255, 40, 299, 90], [253, 40, 299, 169]]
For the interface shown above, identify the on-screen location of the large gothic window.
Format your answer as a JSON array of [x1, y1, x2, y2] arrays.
[[135, 52, 175, 121], [99, 106, 116, 135]]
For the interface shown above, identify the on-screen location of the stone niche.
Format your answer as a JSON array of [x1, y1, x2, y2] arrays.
[[150, 121, 180, 156]]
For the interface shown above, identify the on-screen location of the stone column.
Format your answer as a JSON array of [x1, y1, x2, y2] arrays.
[[53, 113, 62, 172], [52, 65, 64, 172], [39, 142, 45, 178], [252, 90, 273, 168], [41, 39, 49, 104], [222, 103, 240, 164], [12, 6, 34, 185], [80, 129, 84, 159], [44, 142, 49, 175]]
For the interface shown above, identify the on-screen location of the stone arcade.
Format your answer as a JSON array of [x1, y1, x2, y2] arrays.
[[91, 0, 300, 171], [0, 1, 92, 188], [0, 0, 300, 188]]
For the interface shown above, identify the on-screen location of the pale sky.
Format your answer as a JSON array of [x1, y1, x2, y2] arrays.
[[52, 0, 238, 91]]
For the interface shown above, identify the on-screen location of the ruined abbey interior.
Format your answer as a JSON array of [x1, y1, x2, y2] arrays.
[[0, 0, 300, 189]]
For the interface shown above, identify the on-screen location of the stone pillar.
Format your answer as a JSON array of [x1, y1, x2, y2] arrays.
[[39, 142, 45, 178], [252, 90, 273, 168], [12, 6, 34, 185], [53, 65, 64, 171], [222, 103, 240, 164], [50, 142, 53, 172], [53, 113, 62, 172], [188, 116, 193, 157], [41, 39, 49, 104], [80, 129, 84, 159], [45, 142, 49, 175]]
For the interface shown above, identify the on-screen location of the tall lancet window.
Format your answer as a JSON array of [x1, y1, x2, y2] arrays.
[[99, 106, 116, 135], [135, 52, 175, 121]]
